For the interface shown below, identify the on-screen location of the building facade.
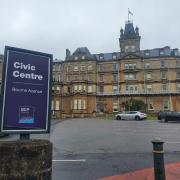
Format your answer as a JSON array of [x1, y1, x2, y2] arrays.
[[52, 20, 180, 118]]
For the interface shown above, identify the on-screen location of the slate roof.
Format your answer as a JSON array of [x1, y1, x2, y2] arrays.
[[64, 46, 180, 62], [66, 47, 94, 61]]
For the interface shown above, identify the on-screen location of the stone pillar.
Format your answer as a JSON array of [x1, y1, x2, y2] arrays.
[[0, 139, 52, 180]]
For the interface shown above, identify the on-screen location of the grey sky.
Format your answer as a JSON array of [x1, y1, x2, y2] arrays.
[[0, 0, 180, 60]]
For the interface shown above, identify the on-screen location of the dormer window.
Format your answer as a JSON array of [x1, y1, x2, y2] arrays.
[[125, 46, 129, 52], [131, 46, 135, 52], [99, 54, 104, 60], [112, 54, 117, 59], [160, 51, 164, 56], [81, 56, 85, 60], [145, 52, 150, 56], [74, 56, 78, 60]]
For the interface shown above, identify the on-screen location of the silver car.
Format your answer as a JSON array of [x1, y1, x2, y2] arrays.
[[115, 111, 147, 120]]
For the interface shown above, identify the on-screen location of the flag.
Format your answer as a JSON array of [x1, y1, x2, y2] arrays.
[[128, 9, 133, 16]]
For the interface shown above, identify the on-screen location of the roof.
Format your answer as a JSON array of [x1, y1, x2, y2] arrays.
[[63, 46, 180, 62], [66, 47, 94, 61]]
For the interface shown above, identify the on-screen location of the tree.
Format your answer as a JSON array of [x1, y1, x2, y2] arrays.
[[125, 99, 146, 111]]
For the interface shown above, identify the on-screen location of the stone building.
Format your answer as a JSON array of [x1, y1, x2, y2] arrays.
[[52, 20, 180, 118]]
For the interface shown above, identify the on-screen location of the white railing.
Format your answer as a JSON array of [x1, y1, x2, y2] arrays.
[[97, 90, 180, 96]]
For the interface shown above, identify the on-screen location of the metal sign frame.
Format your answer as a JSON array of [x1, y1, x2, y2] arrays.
[[0, 46, 52, 134]]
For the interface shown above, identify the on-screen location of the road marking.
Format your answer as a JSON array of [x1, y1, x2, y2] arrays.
[[166, 142, 180, 144], [52, 159, 86, 162]]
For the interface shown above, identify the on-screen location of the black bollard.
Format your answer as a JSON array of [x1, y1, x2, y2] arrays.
[[152, 138, 166, 180]]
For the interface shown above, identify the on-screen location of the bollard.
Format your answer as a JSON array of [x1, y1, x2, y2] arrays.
[[0, 139, 52, 180], [152, 138, 166, 180]]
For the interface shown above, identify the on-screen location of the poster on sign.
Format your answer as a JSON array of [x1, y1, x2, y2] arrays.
[[0, 46, 52, 133]]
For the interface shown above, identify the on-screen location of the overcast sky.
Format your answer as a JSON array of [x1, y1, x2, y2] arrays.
[[0, 0, 180, 60]]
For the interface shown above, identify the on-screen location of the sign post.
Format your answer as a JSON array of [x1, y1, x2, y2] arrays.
[[0, 46, 52, 136]]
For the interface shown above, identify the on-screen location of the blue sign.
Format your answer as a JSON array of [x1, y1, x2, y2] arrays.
[[0, 46, 52, 133]]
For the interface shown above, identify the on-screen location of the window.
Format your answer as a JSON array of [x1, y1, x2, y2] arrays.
[[176, 61, 180, 67], [129, 73, 136, 80], [125, 74, 128, 80], [112, 74, 118, 82], [113, 101, 118, 112], [145, 63, 150, 69], [67, 87, 71, 93], [161, 71, 167, 79], [99, 74, 103, 82], [163, 99, 169, 110], [74, 65, 78, 71], [112, 85, 118, 94], [129, 85, 137, 93], [160, 51, 164, 55], [145, 52, 150, 56], [81, 64, 85, 71], [80, 73, 85, 81], [74, 56, 78, 60], [125, 63, 136, 69], [58, 74, 61, 82], [88, 85, 93, 93], [148, 101, 154, 110], [146, 73, 151, 80], [125, 46, 129, 52], [99, 55, 104, 60], [126, 85, 128, 91], [83, 85, 86, 91], [81, 56, 85, 60], [124, 73, 136, 80], [147, 84, 152, 92], [67, 65, 72, 72], [74, 99, 86, 110], [162, 84, 168, 92], [99, 86, 104, 93], [55, 100, 60, 110], [74, 99, 78, 109], [125, 64, 129, 69], [83, 100, 86, 109], [129, 64, 136, 69], [161, 61, 167, 68], [79, 85, 82, 91], [112, 63, 118, 71], [88, 74, 92, 81], [112, 55, 117, 59], [88, 64, 92, 71], [73, 75, 78, 81], [177, 84, 180, 92], [57, 86, 60, 93], [131, 45, 135, 52], [98, 64, 104, 72], [53, 75, 56, 82], [78, 100, 81, 109], [53, 65, 56, 71], [74, 85, 78, 91], [177, 72, 180, 79], [174, 50, 178, 56], [51, 101, 54, 110], [67, 75, 71, 82]]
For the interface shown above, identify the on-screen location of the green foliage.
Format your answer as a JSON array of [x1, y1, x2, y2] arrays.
[[125, 99, 146, 111]]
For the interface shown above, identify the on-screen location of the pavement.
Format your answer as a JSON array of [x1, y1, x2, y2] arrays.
[[99, 162, 180, 180]]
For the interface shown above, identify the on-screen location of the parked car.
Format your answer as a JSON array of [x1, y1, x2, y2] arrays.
[[115, 111, 147, 120], [158, 111, 180, 122]]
